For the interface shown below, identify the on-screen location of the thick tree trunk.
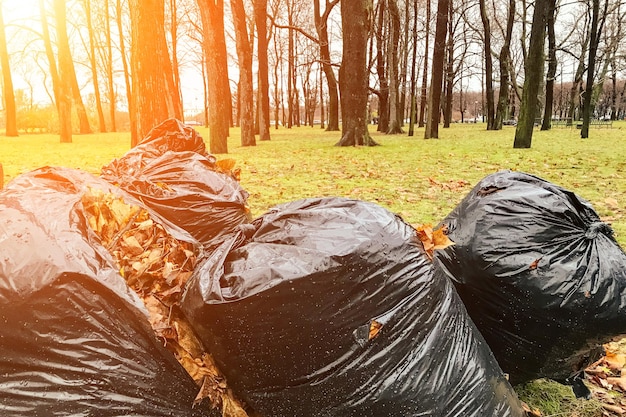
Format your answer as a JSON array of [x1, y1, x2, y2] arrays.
[[254, 0, 271, 140], [336, 0, 377, 146], [514, 0, 549, 148], [0, 5, 17, 136], [314, 0, 340, 131], [424, 0, 449, 139], [541, 0, 557, 131], [495, 0, 515, 130], [230, 0, 256, 147], [197, 0, 231, 153], [130, 0, 180, 142]]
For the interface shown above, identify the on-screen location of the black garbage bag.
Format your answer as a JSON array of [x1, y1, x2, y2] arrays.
[[104, 150, 250, 249], [434, 170, 626, 385], [102, 118, 209, 179], [0, 167, 214, 416], [181, 197, 525, 417]]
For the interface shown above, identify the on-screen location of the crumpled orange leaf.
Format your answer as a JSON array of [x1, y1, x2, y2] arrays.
[[415, 224, 454, 260], [369, 320, 383, 340]]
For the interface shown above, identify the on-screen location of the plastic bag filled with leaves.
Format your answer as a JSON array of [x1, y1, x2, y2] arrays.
[[0, 167, 240, 416], [101, 118, 209, 178], [181, 197, 526, 417], [434, 170, 626, 385], [103, 150, 250, 249]]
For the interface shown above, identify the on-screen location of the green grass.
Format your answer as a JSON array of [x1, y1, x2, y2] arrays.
[[515, 379, 605, 417], [2, 122, 625, 246]]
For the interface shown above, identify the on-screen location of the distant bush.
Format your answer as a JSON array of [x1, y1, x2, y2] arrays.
[[17, 106, 57, 133]]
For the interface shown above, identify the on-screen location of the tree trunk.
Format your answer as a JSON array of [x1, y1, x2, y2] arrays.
[[541, 0, 557, 131], [514, 0, 549, 148], [230, 0, 256, 147], [130, 0, 180, 142], [386, 0, 404, 134], [407, 0, 418, 136], [375, 1, 389, 132], [314, 0, 340, 131], [479, 0, 495, 130], [336, 0, 377, 146], [443, 0, 453, 128], [54, 0, 92, 135], [197, 0, 231, 153], [47, 0, 71, 143], [254, 0, 271, 140], [84, 0, 107, 133], [169, 0, 183, 116], [495, 0, 515, 130], [105, 0, 117, 131], [0, 4, 17, 136], [116, 0, 135, 144], [424, 0, 449, 139], [581, 0, 608, 139], [418, 0, 430, 128]]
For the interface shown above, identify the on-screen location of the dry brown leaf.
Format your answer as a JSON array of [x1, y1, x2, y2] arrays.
[[602, 403, 626, 415], [415, 224, 454, 260], [369, 320, 383, 340]]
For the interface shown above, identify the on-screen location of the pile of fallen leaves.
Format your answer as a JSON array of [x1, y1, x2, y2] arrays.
[[81, 188, 249, 417], [584, 339, 626, 416]]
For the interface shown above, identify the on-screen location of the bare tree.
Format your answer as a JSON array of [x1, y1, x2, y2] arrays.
[[0, 3, 17, 136], [494, 0, 515, 129], [418, 0, 431, 128], [105, 0, 117, 131], [478, 0, 495, 129], [197, 0, 231, 153], [424, 0, 450, 139], [55, 0, 92, 134], [514, 0, 549, 148], [254, 0, 271, 140], [386, 0, 404, 134], [314, 0, 340, 131], [581, 0, 609, 138], [541, 0, 557, 130], [129, 0, 182, 144], [336, 0, 377, 146], [231, 0, 256, 146], [83, 0, 107, 133], [116, 0, 134, 141]]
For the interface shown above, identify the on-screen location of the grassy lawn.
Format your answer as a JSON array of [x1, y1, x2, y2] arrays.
[[2, 121, 624, 246], [1, 121, 625, 416]]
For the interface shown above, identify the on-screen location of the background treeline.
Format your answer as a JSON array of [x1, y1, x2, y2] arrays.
[[1, 0, 625, 148]]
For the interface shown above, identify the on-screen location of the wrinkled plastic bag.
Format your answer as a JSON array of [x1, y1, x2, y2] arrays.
[[0, 167, 214, 416], [434, 170, 626, 385], [102, 118, 209, 178], [182, 197, 525, 417], [104, 150, 250, 249]]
